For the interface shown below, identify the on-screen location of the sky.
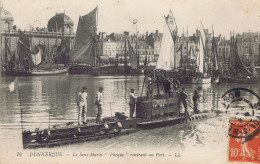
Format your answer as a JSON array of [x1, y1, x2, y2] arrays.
[[2, 0, 260, 38]]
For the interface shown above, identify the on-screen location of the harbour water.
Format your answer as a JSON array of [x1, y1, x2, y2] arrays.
[[0, 74, 259, 163]]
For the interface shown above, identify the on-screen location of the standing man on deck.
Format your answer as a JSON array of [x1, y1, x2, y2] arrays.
[[95, 87, 104, 123], [179, 87, 188, 116], [76, 86, 88, 125], [193, 86, 202, 114], [129, 89, 136, 118]]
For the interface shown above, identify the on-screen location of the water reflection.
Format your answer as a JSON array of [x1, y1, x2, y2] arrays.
[[0, 74, 259, 152]]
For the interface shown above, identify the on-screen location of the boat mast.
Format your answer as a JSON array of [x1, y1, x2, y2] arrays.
[[186, 25, 189, 69], [249, 32, 252, 66], [136, 40, 139, 67], [124, 31, 128, 73], [94, 6, 98, 67], [56, 22, 58, 66], [47, 31, 49, 62], [134, 20, 139, 67], [0, 0, 1, 77], [94, 33, 96, 67]]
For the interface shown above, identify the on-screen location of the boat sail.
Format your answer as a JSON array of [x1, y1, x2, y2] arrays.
[[128, 39, 138, 69], [220, 35, 259, 83], [69, 7, 97, 66], [17, 31, 36, 70], [31, 48, 42, 66], [230, 36, 251, 75], [156, 10, 177, 70], [1, 37, 15, 68], [192, 23, 211, 84], [57, 38, 70, 65], [3, 31, 67, 76], [211, 30, 220, 83]]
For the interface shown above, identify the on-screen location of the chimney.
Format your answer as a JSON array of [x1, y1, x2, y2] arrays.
[[146, 31, 148, 37], [99, 32, 102, 39], [102, 32, 106, 39], [156, 30, 159, 35]]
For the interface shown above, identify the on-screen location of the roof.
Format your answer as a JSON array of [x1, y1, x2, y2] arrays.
[[218, 39, 230, 46], [136, 41, 152, 49], [47, 13, 73, 31], [109, 33, 125, 41], [0, 7, 13, 21]]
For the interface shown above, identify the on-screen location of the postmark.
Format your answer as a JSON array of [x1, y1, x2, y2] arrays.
[[221, 88, 260, 162], [221, 88, 260, 114]]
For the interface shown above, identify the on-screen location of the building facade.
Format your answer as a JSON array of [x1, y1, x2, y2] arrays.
[[236, 32, 260, 66], [1, 9, 75, 67]]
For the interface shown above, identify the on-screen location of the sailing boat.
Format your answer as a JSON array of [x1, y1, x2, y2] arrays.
[[191, 24, 211, 84], [220, 35, 260, 84], [68, 7, 99, 74], [155, 10, 197, 84], [68, 7, 118, 75], [3, 31, 68, 76], [68, 7, 142, 75]]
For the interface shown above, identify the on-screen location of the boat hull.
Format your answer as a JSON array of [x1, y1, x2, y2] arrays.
[[4, 67, 68, 76], [69, 65, 143, 76], [192, 77, 212, 84], [219, 77, 260, 84], [22, 112, 216, 149]]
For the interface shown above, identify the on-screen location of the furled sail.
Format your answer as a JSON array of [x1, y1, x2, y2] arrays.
[[69, 7, 97, 65], [128, 40, 138, 69], [2, 37, 11, 65], [250, 55, 259, 77], [176, 44, 183, 67], [212, 35, 218, 71]]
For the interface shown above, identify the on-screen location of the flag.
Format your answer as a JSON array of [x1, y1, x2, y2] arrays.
[[165, 10, 178, 42], [8, 78, 17, 92]]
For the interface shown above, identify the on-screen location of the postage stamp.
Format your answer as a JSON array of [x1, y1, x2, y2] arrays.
[[222, 88, 260, 162], [228, 119, 260, 162]]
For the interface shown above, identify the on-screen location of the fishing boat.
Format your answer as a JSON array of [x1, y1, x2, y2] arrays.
[[191, 23, 211, 84], [3, 31, 68, 76], [68, 7, 98, 75], [68, 7, 142, 76], [219, 35, 260, 84], [155, 10, 187, 82], [22, 68, 217, 149], [155, 11, 211, 84]]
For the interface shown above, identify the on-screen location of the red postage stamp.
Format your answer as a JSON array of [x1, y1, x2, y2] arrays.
[[228, 119, 260, 162]]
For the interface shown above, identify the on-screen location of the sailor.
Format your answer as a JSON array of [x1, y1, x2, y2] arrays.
[[129, 89, 136, 118], [76, 86, 88, 125], [147, 77, 153, 100], [95, 87, 104, 123], [163, 80, 171, 97], [193, 86, 202, 114], [180, 87, 188, 116]]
